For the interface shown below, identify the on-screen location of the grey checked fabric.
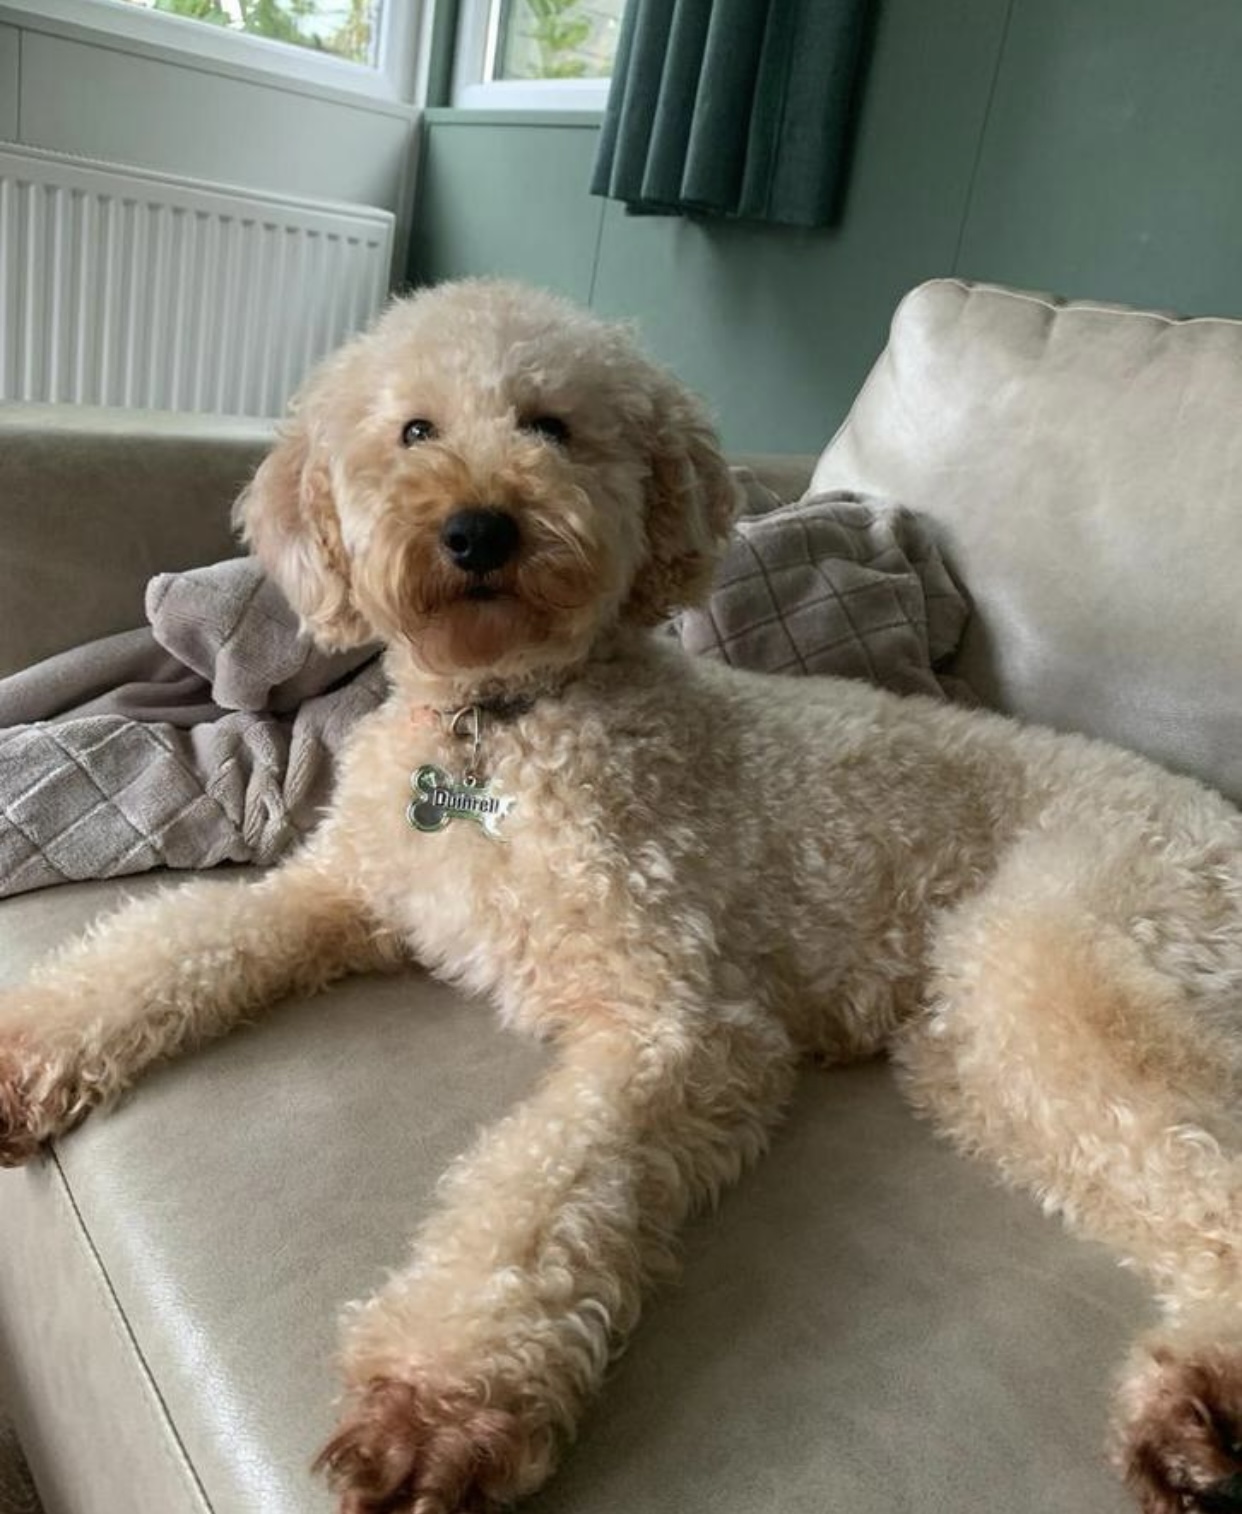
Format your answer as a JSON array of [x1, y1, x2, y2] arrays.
[[0, 559, 384, 901], [145, 557, 378, 715], [0, 687, 383, 899], [677, 490, 971, 700]]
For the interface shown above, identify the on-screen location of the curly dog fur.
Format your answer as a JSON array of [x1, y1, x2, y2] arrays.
[[4, 280, 1242, 1513]]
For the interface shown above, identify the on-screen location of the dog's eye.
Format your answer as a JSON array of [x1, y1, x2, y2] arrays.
[[401, 418, 438, 446], [521, 415, 570, 447]]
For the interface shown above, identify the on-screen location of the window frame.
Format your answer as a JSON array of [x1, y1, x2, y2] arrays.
[[450, 0, 613, 113], [1, 0, 427, 106]]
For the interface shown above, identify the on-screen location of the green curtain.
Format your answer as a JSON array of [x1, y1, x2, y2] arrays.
[[590, 0, 873, 228]]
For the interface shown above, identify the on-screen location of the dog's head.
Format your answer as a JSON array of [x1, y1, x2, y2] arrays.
[[235, 280, 737, 690]]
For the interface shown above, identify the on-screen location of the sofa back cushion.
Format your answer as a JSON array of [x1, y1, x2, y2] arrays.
[[811, 279, 1242, 804], [0, 404, 271, 678]]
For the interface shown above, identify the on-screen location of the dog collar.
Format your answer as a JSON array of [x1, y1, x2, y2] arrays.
[[464, 692, 537, 723]]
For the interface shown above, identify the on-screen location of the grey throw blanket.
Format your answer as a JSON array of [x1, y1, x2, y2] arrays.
[[677, 490, 971, 700], [0, 560, 384, 898]]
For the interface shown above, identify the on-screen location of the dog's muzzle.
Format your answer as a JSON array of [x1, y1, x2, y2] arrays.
[[440, 508, 520, 576]]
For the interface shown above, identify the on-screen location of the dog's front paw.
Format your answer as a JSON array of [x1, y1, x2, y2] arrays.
[[1113, 1339, 1242, 1513], [0, 1039, 44, 1167], [316, 1374, 556, 1514], [0, 1001, 95, 1167]]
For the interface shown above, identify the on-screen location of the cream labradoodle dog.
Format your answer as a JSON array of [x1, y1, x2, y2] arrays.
[[3, 281, 1242, 1514]]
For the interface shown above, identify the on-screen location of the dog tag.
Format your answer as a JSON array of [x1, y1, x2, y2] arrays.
[[406, 764, 514, 838]]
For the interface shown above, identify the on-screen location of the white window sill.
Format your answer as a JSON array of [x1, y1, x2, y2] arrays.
[[452, 77, 612, 113]]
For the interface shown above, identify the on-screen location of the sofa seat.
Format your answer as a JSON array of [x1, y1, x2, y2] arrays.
[[0, 872, 1140, 1514]]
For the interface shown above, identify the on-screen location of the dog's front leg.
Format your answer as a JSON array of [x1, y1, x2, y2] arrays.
[[317, 998, 796, 1514], [0, 856, 399, 1165]]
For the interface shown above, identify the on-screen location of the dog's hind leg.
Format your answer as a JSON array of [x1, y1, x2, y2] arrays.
[[315, 997, 796, 1514], [894, 853, 1242, 1514], [0, 856, 399, 1165]]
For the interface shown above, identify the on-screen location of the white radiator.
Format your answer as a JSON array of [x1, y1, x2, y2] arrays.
[[0, 145, 395, 419]]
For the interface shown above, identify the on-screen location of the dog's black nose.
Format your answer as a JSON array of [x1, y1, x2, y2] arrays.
[[440, 509, 520, 576], [1196, 1473, 1242, 1513]]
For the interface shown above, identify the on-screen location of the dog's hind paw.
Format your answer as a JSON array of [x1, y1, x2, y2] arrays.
[[1113, 1340, 1242, 1513], [316, 1374, 555, 1514]]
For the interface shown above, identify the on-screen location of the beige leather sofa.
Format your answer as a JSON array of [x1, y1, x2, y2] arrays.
[[5, 276, 1240, 1514]]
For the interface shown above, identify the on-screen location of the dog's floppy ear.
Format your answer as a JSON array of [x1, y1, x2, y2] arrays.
[[233, 419, 373, 650], [623, 372, 740, 626]]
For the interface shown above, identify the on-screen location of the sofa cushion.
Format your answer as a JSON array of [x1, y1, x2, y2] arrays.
[[810, 279, 1242, 803], [0, 875, 1141, 1514]]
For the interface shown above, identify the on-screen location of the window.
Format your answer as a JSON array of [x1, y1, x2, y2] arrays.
[[27, 0, 424, 102], [117, 0, 384, 68], [453, 0, 624, 112]]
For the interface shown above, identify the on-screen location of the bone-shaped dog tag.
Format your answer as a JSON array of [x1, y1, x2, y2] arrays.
[[406, 764, 514, 838]]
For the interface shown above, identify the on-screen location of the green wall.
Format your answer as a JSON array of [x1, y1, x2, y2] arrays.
[[410, 0, 1242, 454]]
